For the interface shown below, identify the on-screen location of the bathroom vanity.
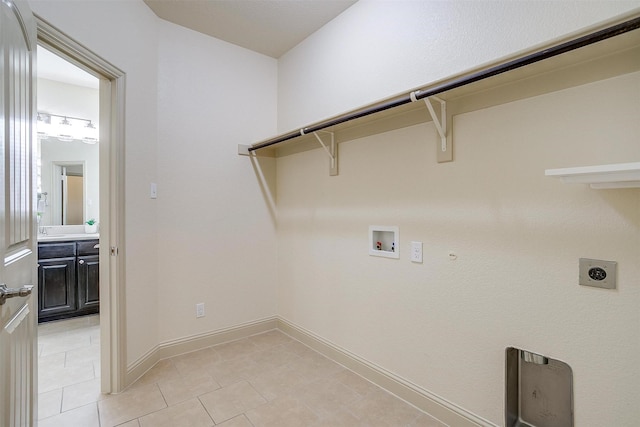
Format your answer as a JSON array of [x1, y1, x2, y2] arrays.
[[37, 231, 100, 323]]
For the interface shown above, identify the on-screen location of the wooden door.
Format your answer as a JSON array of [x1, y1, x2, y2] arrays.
[[0, 0, 38, 425]]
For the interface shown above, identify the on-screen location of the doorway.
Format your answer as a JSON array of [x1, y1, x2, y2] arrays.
[[35, 46, 103, 421], [36, 17, 127, 398]]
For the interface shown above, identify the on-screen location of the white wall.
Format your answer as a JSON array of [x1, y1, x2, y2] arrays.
[[30, 0, 161, 365], [38, 78, 100, 225], [276, 2, 640, 425], [278, 0, 640, 131], [155, 21, 278, 343]]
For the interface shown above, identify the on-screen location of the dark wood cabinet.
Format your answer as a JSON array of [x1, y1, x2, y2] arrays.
[[77, 255, 100, 311], [38, 239, 99, 323], [38, 257, 76, 319]]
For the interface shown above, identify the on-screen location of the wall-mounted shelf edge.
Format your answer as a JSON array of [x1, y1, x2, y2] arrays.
[[545, 162, 640, 189]]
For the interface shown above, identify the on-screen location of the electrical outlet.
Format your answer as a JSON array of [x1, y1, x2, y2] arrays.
[[579, 258, 616, 289], [410, 241, 423, 263], [196, 303, 205, 318]]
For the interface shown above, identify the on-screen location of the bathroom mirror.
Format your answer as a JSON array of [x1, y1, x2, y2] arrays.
[[38, 137, 99, 226]]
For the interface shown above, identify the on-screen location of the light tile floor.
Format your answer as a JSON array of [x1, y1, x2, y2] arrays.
[[38, 318, 446, 427]]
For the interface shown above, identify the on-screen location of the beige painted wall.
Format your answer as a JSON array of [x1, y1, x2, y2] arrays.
[[155, 21, 278, 343], [278, 0, 640, 131], [276, 71, 640, 425]]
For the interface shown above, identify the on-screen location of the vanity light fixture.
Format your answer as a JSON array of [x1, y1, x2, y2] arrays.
[[37, 112, 99, 144], [82, 121, 98, 144], [56, 116, 74, 141], [36, 113, 52, 138]]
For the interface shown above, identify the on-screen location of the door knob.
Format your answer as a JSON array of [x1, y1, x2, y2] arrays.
[[0, 284, 34, 305], [79, 260, 85, 265]]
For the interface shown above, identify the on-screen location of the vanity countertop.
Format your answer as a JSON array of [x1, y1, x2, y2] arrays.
[[37, 225, 99, 243], [38, 233, 99, 242]]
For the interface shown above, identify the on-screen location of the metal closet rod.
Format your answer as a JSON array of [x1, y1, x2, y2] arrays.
[[249, 16, 640, 152]]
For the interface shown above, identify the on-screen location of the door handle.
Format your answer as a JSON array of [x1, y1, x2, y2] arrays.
[[0, 284, 34, 305], [79, 260, 85, 265]]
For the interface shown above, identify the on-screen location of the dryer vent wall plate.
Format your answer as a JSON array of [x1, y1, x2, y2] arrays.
[[579, 258, 616, 289]]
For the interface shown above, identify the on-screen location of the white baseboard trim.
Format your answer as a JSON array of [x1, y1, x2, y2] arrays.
[[125, 315, 496, 426], [125, 316, 278, 387], [276, 317, 497, 427]]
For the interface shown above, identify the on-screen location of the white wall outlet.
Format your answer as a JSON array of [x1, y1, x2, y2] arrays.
[[410, 241, 423, 263], [196, 303, 205, 318]]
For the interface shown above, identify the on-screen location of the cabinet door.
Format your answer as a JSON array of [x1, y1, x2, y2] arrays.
[[77, 255, 99, 312], [38, 258, 76, 321]]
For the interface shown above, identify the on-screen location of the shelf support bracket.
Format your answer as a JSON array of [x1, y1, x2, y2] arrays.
[[238, 144, 251, 156], [312, 131, 338, 176], [411, 92, 453, 163]]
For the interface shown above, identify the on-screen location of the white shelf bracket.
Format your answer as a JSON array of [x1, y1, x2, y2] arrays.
[[424, 96, 446, 151], [313, 131, 338, 176], [411, 92, 453, 163]]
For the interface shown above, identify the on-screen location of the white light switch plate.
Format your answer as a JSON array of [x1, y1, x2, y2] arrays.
[[150, 183, 157, 199]]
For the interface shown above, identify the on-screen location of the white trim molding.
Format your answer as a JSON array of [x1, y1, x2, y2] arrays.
[[125, 317, 278, 387], [277, 317, 496, 427]]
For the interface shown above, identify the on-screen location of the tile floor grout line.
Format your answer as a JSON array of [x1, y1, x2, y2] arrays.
[[39, 318, 446, 427]]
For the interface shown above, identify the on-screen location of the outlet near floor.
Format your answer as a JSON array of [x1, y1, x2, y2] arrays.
[[196, 303, 205, 318]]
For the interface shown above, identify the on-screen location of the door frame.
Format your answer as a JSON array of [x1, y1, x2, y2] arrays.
[[36, 17, 127, 394]]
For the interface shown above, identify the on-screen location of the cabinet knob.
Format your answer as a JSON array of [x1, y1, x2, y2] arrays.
[[79, 260, 85, 265]]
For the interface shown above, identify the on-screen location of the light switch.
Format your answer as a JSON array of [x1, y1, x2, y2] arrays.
[[150, 183, 157, 199]]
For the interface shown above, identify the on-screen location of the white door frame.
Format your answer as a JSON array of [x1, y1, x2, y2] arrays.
[[36, 17, 127, 394]]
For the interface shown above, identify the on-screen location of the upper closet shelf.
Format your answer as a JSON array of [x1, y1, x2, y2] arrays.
[[239, 13, 640, 177], [545, 162, 640, 189]]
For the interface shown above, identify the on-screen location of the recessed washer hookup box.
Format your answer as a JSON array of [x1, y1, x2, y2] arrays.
[[505, 347, 573, 427]]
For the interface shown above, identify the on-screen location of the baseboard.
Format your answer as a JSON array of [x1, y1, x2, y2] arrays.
[[276, 317, 497, 427], [125, 315, 495, 426], [125, 316, 278, 387]]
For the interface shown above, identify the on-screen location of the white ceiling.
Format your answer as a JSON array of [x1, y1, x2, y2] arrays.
[[37, 1, 357, 88], [144, 0, 358, 58], [37, 45, 99, 89]]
